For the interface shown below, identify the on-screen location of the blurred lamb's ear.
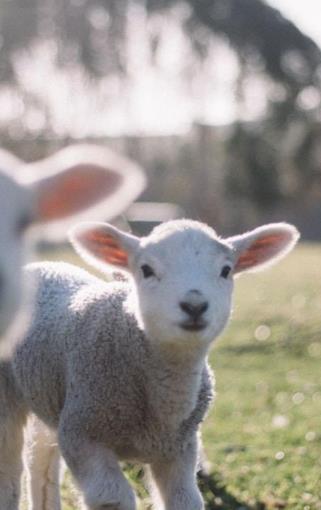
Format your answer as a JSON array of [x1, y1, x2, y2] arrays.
[[19, 144, 145, 239], [69, 222, 140, 274], [227, 223, 300, 275], [0, 148, 25, 172]]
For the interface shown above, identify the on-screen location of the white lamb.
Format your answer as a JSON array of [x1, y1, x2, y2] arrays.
[[0, 144, 145, 356], [11, 219, 299, 510]]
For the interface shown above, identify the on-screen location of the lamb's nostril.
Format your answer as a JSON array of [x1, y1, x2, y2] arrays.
[[198, 302, 209, 315], [180, 301, 209, 319], [180, 302, 194, 316]]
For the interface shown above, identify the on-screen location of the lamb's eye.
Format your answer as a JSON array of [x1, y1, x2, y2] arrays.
[[220, 265, 232, 279], [141, 264, 155, 278]]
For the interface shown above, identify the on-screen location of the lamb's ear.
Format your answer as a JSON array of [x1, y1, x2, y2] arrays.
[[227, 223, 300, 275], [19, 144, 145, 239], [0, 148, 25, 172], [69, 222, 140, 274]]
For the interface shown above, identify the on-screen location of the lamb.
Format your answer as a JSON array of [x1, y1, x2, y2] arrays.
[[11, 219, 299, 510], [0, 144, 145, 357]]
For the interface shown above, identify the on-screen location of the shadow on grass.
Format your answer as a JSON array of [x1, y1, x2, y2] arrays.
[[220, 321, 321, 357], [219, 340, 277, 355], [219, 332, 321, 357], [126, 463, 266, 510], [198, 471, 267, 510]]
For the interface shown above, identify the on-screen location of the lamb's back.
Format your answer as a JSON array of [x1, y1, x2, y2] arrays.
[[13, 262, 130, 426]]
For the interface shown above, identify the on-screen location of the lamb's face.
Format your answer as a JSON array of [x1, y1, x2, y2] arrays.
[[132, 223, 234, 346], [70, 218, 299, 352]]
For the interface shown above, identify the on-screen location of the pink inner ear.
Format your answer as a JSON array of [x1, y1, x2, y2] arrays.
[[80, 228, 128, 267], [38, 164, 122, 221], [235, 233, 289, 271]]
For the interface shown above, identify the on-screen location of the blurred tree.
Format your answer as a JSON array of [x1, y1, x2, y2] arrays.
[[151, 0, 320, 90], [1, 0, 321, 230], [226, 122, 280, 206], [1, 0, 320, 98]]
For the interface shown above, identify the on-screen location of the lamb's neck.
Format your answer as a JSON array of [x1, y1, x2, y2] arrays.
[[146, 341, 207, 427]]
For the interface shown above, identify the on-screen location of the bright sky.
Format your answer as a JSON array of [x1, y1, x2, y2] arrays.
[[266, 0, 321, 47]]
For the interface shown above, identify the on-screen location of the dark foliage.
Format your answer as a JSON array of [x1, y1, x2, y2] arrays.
[[1, 0, 320, 90]]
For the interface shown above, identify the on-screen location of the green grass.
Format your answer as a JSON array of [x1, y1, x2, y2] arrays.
[[201, 244, 321, 510], [31, 244, 321, 509]]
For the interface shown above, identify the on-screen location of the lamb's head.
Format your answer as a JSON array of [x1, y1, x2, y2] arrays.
[[0, 145, 145, 350], [70, 219, 299, 349]]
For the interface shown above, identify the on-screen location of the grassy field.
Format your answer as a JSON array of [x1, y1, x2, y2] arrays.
[[29, 243, 321, 509]]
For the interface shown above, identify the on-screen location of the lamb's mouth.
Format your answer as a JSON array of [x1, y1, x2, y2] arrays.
[[180, 321, 208, 332]]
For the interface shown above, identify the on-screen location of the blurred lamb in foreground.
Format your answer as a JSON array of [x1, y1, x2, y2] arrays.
[[12, 219, 299, 510], [0, 145, 145, 356]]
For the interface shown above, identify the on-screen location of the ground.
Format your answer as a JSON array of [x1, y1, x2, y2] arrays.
[[23, 243, 321, 509]]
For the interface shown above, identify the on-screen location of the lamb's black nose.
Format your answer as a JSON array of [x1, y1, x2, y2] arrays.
[[180, 300, 208, 320]]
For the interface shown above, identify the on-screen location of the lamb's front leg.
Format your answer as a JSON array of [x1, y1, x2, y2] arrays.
[[150, 435, 204, 510], [58, 417, 136, 510], [24, 415, 61, 510], [0, 413, 24, 510]]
